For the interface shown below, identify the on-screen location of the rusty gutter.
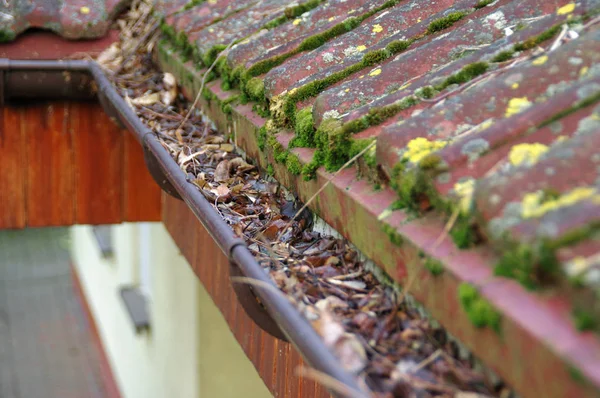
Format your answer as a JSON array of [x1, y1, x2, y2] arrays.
[[0, 58, 364, 397]]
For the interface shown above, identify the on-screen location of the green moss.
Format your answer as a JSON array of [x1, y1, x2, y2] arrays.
[[491, 50, 515, 63], [573, 307, 598, 331], [0, 30, 15, 42], [494, 242, 561, 290], [568, 365, 587, 385], [257, 126, 268, 151], [474, 0, 494, 9], [245, 77, 265, 102], [382, 223, 403, 246], [424, 258, 444, 276], [266, 164, 274, 176], [458, 283, 501, 332], [253, 104, 271, 118], [267, 134, 289, 163], [514, 24, 562, 52], [415, 86, 437, 99], [538, 90, 600, 129], [385, 40, 412, 55], [286, 153, 303, 175], [349, 138, 377, 168], [427, 11, 468, 34], [435, 62, 489, 91], [294, 106, 316, 147], [262, 15, 289, 30]]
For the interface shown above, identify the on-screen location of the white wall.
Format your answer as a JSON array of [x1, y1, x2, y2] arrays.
[[70, 223, 271, 398]]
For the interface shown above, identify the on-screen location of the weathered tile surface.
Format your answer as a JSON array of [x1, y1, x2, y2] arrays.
[[0, 0, 130, 40]]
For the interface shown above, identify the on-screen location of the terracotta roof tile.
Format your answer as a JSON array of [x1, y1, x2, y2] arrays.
[[152, 0, 600, 393], [0, 0, 129, 40]]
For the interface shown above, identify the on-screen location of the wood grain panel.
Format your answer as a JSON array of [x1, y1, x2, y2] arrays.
[[24, 103, 75, 227], [162, 194, 330, 398], [72, 102, 123, 225], [122, 132, 161, 222], [0, 107, 26, 229]]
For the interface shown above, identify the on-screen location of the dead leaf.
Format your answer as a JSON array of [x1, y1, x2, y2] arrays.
[[327, 279, 367, 291], [214, 160, 230, 182], [215, 184, 230, 197], [228, 157, 255, 174], [132, 92, 160, 105]]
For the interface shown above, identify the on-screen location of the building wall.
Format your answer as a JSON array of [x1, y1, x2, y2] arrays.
[[70, 222, 271, 398]]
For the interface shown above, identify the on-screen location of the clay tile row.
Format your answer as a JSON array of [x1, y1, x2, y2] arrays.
[[0, 0, 130, 40]]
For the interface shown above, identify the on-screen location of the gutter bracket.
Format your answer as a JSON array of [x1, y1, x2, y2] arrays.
[[228, 255, 289, 342], [142, 133, 183, 200]]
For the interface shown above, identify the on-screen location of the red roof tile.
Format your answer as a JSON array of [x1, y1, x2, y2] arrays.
[[0, 0, 129, 40], [142, 0, 600, 394]]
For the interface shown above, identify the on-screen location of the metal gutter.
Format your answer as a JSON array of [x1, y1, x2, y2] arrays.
[[0, 58, 364, 397]]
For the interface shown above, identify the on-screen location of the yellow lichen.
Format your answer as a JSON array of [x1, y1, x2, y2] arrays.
[[80, 6, 90, 14], [356, 45, 366, 52], [369, 68, 382, 77], [580, 66, 589, 77], [402, 137, 448, 164], [344, 88, 350, 92], [557, 3, 576, 15], [399, 82, 412, 90], [479, 119, 494, 131], [521, 187, 600, 219], [454, 178, 475, 214], [511, 82, 519, 89], [532, 55, 548, 66], [372, 24, 383, 33], [508, 143, 548, 166], [348, 9, 356, 14], [293, 18, 302, 25], [328, 16, 336, 22], [505, 97, 532, 117]]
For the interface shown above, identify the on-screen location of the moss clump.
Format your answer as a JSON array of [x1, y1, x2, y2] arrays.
[[266, 164, 274, 176], [474, 0, 494, 9], [458, 283, 501, 332], [514, 24, 562, 52], [568, 365, 587, 385], [245, 77, 265, 102], [293, 106, 316, 147], [257, 126, 268, 151], [424, 258, 444, 276], [436, 62, 489, 91], [427, 11, 468, 34], [267, 134, 288, 163], [349, 138, 377, 168], [382, 223, 403, 246], [491, 50, 514, 63], [286, 153, 303, 175], [538, 90, 600, 129], [0, 30, 15, 42], [573, 307, 598, 331], [494, 242, 560, 290], [253, 104, 271, 118]]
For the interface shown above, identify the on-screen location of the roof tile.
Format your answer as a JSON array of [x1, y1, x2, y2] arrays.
[[0, 0, 129, 40]]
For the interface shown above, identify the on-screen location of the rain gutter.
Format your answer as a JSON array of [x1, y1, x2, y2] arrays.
[[0, 58, 364, 397]]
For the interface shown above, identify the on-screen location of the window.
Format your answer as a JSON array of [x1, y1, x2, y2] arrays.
[[119, 223, 153, 334], [92, 225, 114, 259]]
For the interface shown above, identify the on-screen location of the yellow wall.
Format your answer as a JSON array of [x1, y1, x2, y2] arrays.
[[70, 223, 271, 398]]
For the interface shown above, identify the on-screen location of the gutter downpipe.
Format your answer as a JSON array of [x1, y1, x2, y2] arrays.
[[0, 58, 364, 397]]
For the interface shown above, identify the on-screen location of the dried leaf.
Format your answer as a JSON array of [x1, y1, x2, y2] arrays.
[[327, 279, 367, 291], [228, 157, 255, 174], [214, 184, 230, 197], [214, 160, 230, 182], [132, 92, 160, 105]]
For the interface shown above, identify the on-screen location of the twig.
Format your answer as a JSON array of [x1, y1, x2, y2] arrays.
[[176, 39, 237, 136], [408, 349, 442, 374], [277, 141, 376, 241]]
